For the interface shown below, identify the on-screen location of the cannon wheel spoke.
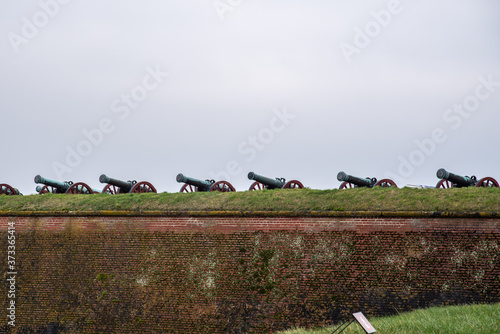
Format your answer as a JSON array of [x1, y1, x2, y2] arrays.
[[476, 177, 499, 188], [209, 181, 236, 192], [39, 186, 57, 194], [131, 182, 157, 193], [249, 182, 265, 191], [66, 182, 94, 194], [180, 184, 198, 193], [436, 180, 455, 189], [374, 179, 398, 188], [339, 182, 357, 189], [283, 180, 304, 189], [102, 184, 120, 195], [0, 184, 17, 195]]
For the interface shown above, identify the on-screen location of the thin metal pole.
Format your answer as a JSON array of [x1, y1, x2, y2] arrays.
[[331, 318, 355, 334]]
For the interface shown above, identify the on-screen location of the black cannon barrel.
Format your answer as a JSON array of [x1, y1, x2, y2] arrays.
[[34, 175, 71, 192], [436, 168, 476, 187], [99, 174, 134, 192], [337, 171, 376, 188], [176, 173, 213, 191], [248, 172, 285, 189]]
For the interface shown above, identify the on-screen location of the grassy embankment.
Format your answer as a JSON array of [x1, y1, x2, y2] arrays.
[[0, 187, 499, 213], [276, 303, 500, 334]]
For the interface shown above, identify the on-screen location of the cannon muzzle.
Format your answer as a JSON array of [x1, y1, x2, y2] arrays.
[[34, 175, 72, 193], [436, 168, 476, 187], [248, 172, 285, 189], [337, 171, 376, 188], [176, 173, 213, 192]]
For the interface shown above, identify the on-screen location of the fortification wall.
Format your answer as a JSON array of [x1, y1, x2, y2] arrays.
[[1, 212, 499, 333]]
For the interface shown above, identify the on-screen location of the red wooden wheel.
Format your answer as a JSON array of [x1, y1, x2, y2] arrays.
[[476, 177, 499, 188], [436, 179, 455, 189], [180, 184, 198, 192], [249, 182, 265, 191], [283, 180, 304, 189], [130, 181, 157, 193], [37, 185, 58, 194], [339, 182, 357, 189], [66, 182, 94, 194], [0, 184, 18, 195], [374, 179, 398, 188], [209, 181, 236, 192], [102, 184, 121, 195]]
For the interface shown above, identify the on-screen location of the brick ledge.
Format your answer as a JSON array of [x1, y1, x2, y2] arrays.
[[0, 210, 498, 218]]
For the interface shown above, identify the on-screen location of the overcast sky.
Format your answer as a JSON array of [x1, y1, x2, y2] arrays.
[[1, 0, 500, 194]]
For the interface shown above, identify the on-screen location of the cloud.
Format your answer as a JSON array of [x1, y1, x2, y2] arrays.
[[1, 0, 499, 194]]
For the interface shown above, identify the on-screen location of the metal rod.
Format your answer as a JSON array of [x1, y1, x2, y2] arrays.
[[331, 318, 355, 334]]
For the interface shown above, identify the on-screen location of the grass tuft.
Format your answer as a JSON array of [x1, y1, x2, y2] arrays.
[[277, 303, 500, 334]]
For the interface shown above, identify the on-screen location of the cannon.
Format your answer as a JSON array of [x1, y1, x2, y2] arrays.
[[99, 174, 156, 194], [337, 171, 398, 189], [176, 173, 235, 192], [436, 168, 499, 188], [0, 184, 21, 195], [35, 175, 99, 194], [247, 172, 304, 190]]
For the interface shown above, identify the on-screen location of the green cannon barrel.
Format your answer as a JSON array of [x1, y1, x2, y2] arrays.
[[90, 187, 101, 194], [436, 168, 476, 187], [99, 174, 134, 192], [176, 173, 213, 192], [34, 175, 71, 193], [337, 171, 376, 188], [248, 172, 285, 189]]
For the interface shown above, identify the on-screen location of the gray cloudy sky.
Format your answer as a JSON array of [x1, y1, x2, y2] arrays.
[[2, 0, 500, 194]]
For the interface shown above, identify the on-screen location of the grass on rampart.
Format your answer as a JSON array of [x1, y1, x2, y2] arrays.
[[276, 303, 500, 334], [0, 187, 499, 213]]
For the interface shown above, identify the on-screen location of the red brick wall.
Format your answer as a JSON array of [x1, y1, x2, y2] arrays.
[[1, 214, 499, 333], [2, 215, 499, 233]]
